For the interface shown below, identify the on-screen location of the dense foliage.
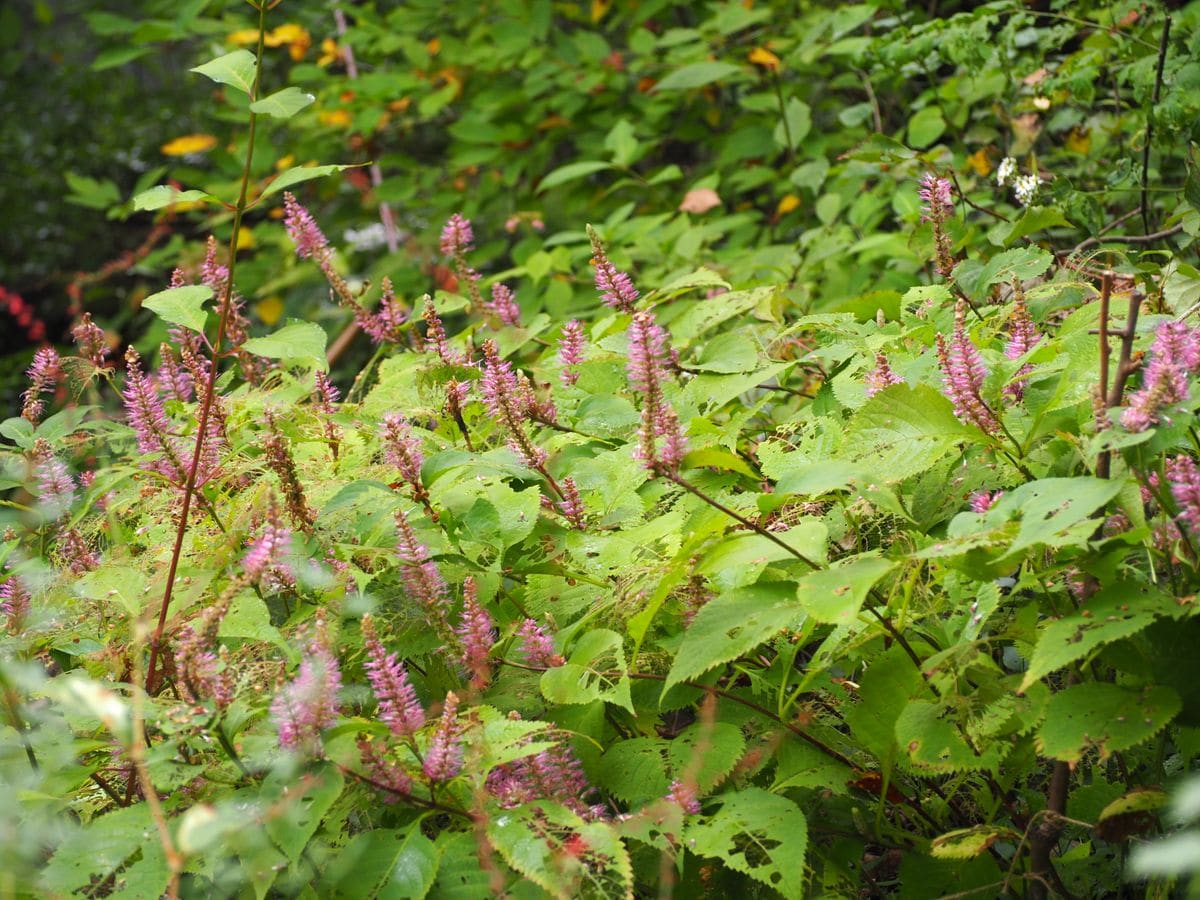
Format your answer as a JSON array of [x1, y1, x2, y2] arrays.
[[4, 1, 1200, 897]]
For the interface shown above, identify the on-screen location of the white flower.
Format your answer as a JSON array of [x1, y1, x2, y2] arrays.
[[995, 156, 1017, 187], [1013, 173, 1042, 207], [342, 223, 391, 252]]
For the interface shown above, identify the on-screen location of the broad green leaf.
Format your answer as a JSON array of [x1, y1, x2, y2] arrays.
[[604, 118, 638, 166], [249, 86, 315, 119], [141, 284, 211, 334], [990, 476, 1123, 557], [774, 97, 812, 148], [431, 833, 493, 899], [907, 106, 946, 147], [931, 826, 1020, 859], [1019, 581, 1187, 692], [845, 384, 981, 481], [598, 737, 670, 804], [41, 804, 163, 896], [190, 50, 257, 94], [794, 555, 895, 625], [540, 628, 633, 712], [964, 246, 1053, 295], [652, 61, 743, 92], [895, 699, 1006, 774], [487, 802, 634, 899], [685, 788, 807, 896], [75, 565, 147, 617], [666, 582, 800, 690], [844, 647, 925, 772], [132, 185, 216, 211], [259, 164, 357, 200], [667, 722, 746, 792], [538, 160, 613, 191], [318, 828, 438, 899], [241, 319, 329, 371], [1037, 683, 1180, 763], [263, 763, 345, 861]]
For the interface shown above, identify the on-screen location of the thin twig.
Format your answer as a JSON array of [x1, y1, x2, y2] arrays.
[[1140, 15, 1172, 234], [1073, 222, 1182, 255]]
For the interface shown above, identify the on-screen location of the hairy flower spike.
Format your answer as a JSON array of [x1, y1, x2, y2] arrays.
[[71, 314, 109, 368], [283, 192, 330, 261], [33, 439, 75, 520], [936, 302, 1000, 435], [481, 340, 548, 468], [423, 692, 464, 783], [358, 277, 407, 344], [394, 508, 452, 637], [486, 283, 521, 327], [420, 298, 463, 364], [864, 353, 903, 397], [1003, 284, 1042, 400], [123, 347, 189, 483], [244, 496, 295, 591], [263, 412, 316, 532], [57, 527, 100, 575], [487, 733, 601, 819], [0, 574, 31, 633], [22, 347, 61, 424], [440, 214, 474, 256], [518, 618, 564, 668], [156, 344, 193, 403], [381, 414, 429, 505], [587, 224, 639, 312], [918, 173, 955, 278], [456, 578, 495, 690], [557, 476, 586, 530], [1121, 321, 1200, 432], [667, 780, 702, 815], [969, 490, 1003, 514], [175, 599, 233, 709], [272, 625, 341, 751], [357, 735, 413, 800], [1167, 455, 1200, 538], [558, 320, 585, 386], [313, 372, 342, 458], [362, 613, 426, 738], [627, 312, 688, 474]]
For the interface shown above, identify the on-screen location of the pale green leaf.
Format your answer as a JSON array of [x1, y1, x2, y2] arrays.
[[259, 164, 357, 200], [249, 86, 315, 119], [132, 185, 217, 211], [686, 789, 807, 896], [1037, 683, 1180, 763], [538, 160, 613, 192], [190, 50, 257, 94], [652, 61, 743, 92], [794, 555, 896, 625], [141, 285, 211, 334], [241, 320, 329, 371]]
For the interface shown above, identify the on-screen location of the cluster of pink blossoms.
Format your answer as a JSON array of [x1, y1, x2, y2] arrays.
[[627, 312, 687, 475], [1121, 321, 1200, 432], [936, 302, 1000, 435]]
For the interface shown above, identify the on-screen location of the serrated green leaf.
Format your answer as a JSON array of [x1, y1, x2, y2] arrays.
[[190, 50, 257, 94], [794, 555, 896, 625], [931, 826, 1019, 859], [668, 722, 746, 792], [907, 106, 945, 147], [318, 828, 438, 899], [991, 476, 1124, 557], [241, 319, 328, 371], [132, 185, 217, 211], [541, 629, 633, 712], [969, 246, 1053, 293], [652, 61, 743, 92], [41, 804, 161, 895], [666, 582, 801, 690], [263, 763, 344, 861], [487, 802, 633, 899], [141, 285, 211, 334], [1020, 581, 1185, 692], [598, 737, 670, 804], [249, 86, 315, 119], [685, 788, 807, 896], [895, 699, 1006, 775], [844, 647, 926, 772], [1037, 683, 1180, 763], [538, 160, 613, 191], [259, 164, 357, 201]]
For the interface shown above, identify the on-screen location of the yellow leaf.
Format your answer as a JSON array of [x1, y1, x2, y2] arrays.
[[254, 296, 284, 326], [1066, 128, 1091, 155], [749, 46, 781, 72], [967, 147, 994, 176], [235, 228, 256, 250], [426, 37, 441, 56], [160, 134, 218, 156], [275, 154, 295, 171], [319, 109, 352, 128], [317, 38, 340, 67], [776, 194, 801, 216], [226, 29, 259, 46], [591, 0, 613, 23]]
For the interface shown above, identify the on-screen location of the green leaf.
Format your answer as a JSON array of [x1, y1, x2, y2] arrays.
[[686, 788, 807, 896], [668, 722, 746, 792], [1020, 581, 1187, 692], [132, 185, 217, 211], [931, 826, 1020, 860], [966, 246, 1053, 294], [598, 738, 670, 804], [844, 647, 926, 772], [699, 524, 826, 591], [652, 61, 743, 92], [666, 582, 800, 690], [263, 763, 345, 861], [1037, 683, 1181, 763], [999, 206, 1074, 245], [845, 384, 981, 481], [538, 160, 613, 191], [318, 828, 438, 899], [487, 802, 634, 898], [141, 285, 212, 334], [260, 164, 357, 200], [774, 97, 812, 149], [907, 106, 946, 147], [249, 86, 316, 119], [241, 319, 329, 371], [41, 804, 164, 896], [190, 49, 258, 94], [604, 119, 639, 167], [432, 833, 494, 899], [895, 699, 1005, 774], [541, 629, 633, 712], [990, 476, 1124, 557], [794, 555, 896, 625]]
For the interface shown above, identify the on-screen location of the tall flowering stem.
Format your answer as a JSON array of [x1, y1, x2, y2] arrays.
[[22, 347, 61, 424], [271, 625, 342, 752], [864, 352, 902, 397], [422, 692, 464, 783], [146, 1, 272, 694], [0, 574, 30, 633], [394, 508, 454, 640], [480, 340, 563, 496], [918, 173, 956, 279], [936, 301, 1001, 435], [381, 413, 435, 519], [263, 412, 316, 533], [627, 312, 687, 475], [362, 613, 426, 739], [313, 372, 342, 460], [456, 578, 495, 691], [440, 214, 482, 310], [587, 225, 639, 312]]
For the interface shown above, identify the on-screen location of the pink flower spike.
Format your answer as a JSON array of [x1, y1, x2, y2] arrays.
[[969, 490, 1002, 514], [0, 574, 31, 633], [557, 476, 586, 530], [1121, 321, 1198, 432], [394, 508, 451, 630], [422, 692, 464, 782], [22, 347, 61, 423], [283, 192, 330, 260], [33, 440, 75, 520], [558, 320, 585, 386], [1167, 455, 1200, 537], [486, 283, 521, 327], [57, 527, 99, 575], [271, 627, 342, 752], [667, 780, 701, 815], [587, 224, 639, 312], [518, 618, 564, 668], [456, 578, 495, 690], [381, 414, 427, 502], [864, 352, 903, 397], [917, 173, 955, 278], [71, 314, 109, 367], [936, 302, 1000, 435], [244, 497, 295, 591], [440, 214, 474, 256], [362, 614, 426, 738]]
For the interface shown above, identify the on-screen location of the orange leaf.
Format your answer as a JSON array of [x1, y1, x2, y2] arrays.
[[967, 147, 994, 176], [749, 46, 781, 72], [160, 134, 218, 156]]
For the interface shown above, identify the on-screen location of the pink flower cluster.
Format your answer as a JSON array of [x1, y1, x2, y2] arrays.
[[22, 347, 60, 424], [627, 311, 687, 474], [1121, 321, 1200, 432], [455, 578, 495, 691], [481, 340, 548, 468], [243, 497, 295, 591], [271, 627, 342, 751], [558, 320, 586, 386], [1003, 289, 1042, 400], [864, 352, 903, 397], [936, 302, 1000, 435], [1167, 455, 1200, 537], [362, 613, 426, 738], [381, 414, 428, 504], [394, 509, 452, 636], [485, 283, 521, 327], [487, 732, 603, 819], [0, 574, 30, 632], [518, 618, 564, 668], [918, 173, 955, 278], [422, 692, 464, 782], [588, 225, 639, 312]]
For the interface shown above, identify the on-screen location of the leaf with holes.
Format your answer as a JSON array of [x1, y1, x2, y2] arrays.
[[598, 737, 670, 805], [685, 788, 807, 896], [262, 763, 345, 861], [317, 828, 438, 899], [667, 721, 746, 793], [895, 699, 1006, 775], [794, 554, 896, 625], [540, 628, 633, 713], [931, 826, 1020, 859], [1037, 683, 1181, 763]]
